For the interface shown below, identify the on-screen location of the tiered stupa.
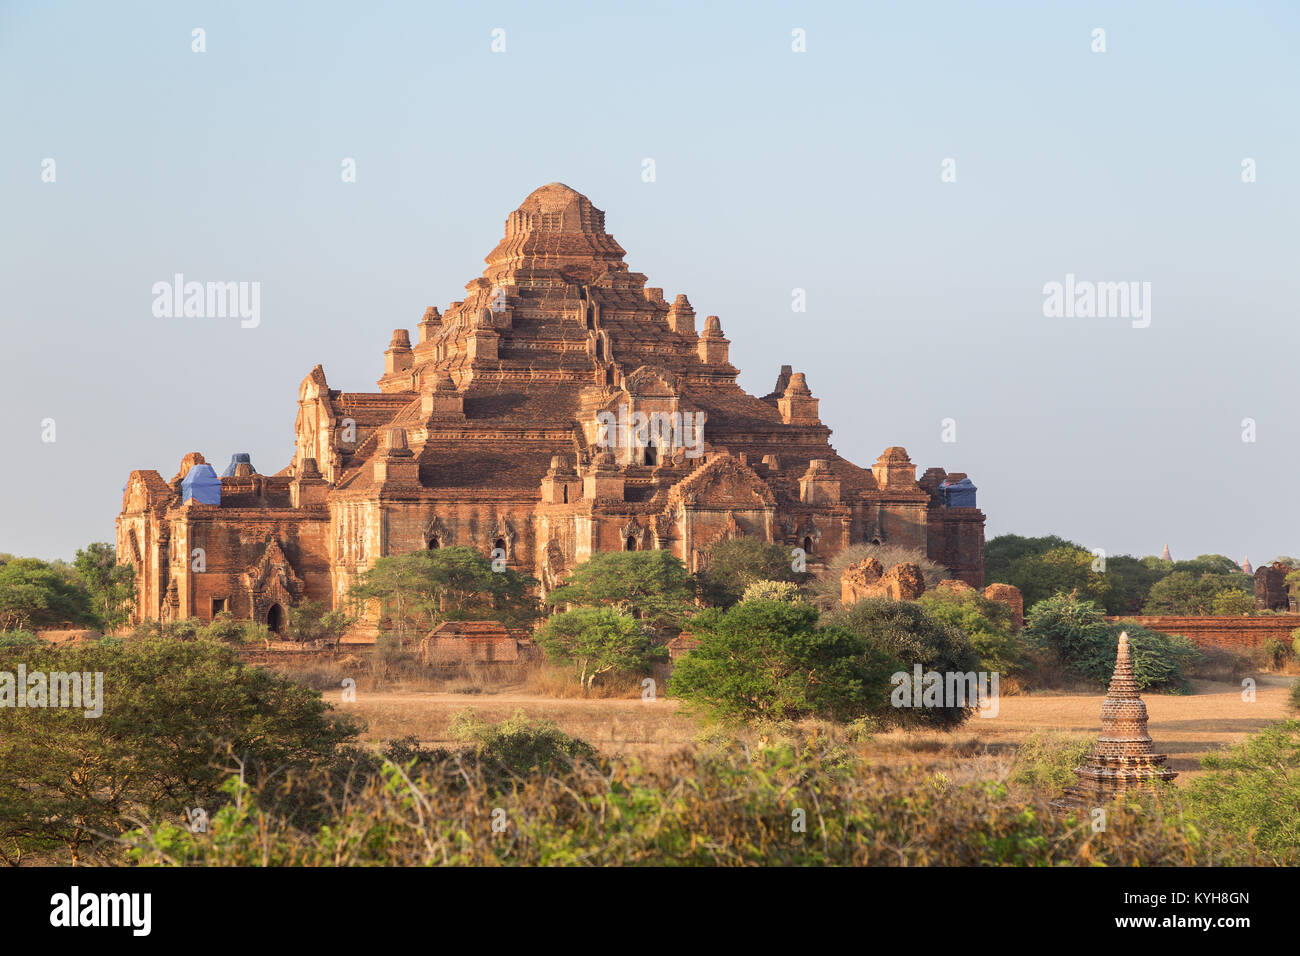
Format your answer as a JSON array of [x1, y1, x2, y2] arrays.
[[1051, 632, 1177, 811]]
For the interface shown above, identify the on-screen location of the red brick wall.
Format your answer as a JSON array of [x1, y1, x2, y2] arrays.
[[1105, 615, 1300, 649]]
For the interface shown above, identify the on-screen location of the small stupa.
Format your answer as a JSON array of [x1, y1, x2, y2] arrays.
[[1052, 632, 1177, 812], [1160, 543, 1172, 562]]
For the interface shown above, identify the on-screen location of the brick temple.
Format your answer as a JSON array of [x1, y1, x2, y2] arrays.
[[1052, 632, 1177, 811], [117, 184, 986, 632]]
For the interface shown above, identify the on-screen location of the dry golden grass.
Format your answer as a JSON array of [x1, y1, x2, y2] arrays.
[[313, 668, 1295, 782]]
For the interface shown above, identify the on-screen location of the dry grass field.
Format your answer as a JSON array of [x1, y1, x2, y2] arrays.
[[321, 673, 1296, 783]]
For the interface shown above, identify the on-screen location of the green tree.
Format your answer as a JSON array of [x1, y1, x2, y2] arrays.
[[1210, 588, 1254, 616], [534, 607, 666, 691], [996, 546, 1111, 609], [1098, 554, 1166, 614], [0, 637, 359, 864], [0, 557, 96, 632], [547, 550, 694, 633], [825, 599, 980, 728], [984, 533, 1081, 581], [695, 537, 804, 607], [917, 588, 1023, 675], [1143, 571, 1248, 615], [350, 547, 538, 646], [668, 599, 899, 724], [71, 543, 135, 631], [287, 599, 354, 646]]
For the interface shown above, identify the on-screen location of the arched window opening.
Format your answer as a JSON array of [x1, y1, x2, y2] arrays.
[[427, 535, 440, 549], [494, 537, 507, 555], [644, 442, 658, 466], [803, 536, 813, 555], [625, 535, 637, 551], [267, 603, 286, 635], [562, 486, 568, 503]]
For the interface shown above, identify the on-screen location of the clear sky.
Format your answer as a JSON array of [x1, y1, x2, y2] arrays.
[[1, 1, 1297, 564]]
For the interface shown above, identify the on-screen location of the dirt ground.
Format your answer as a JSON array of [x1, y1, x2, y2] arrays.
[[328, 675, 1295, 783]]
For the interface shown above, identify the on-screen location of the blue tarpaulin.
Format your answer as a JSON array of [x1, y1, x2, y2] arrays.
[[182, 463, 222, 505], [940, 477, 977, 508]]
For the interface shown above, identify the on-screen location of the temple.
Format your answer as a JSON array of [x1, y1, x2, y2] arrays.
[[117, 184, 986, 632]]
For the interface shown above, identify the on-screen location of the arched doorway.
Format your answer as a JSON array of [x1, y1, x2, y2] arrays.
[[267, 603, 286, 635], [626, 535, 638, 551], [494, 538, 507, 557], [803, 536, 813, 555], [426, 535, 440, 549]]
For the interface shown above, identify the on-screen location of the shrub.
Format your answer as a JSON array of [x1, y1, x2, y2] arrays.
[[0, 637, 361, 865], [120, 743, 1265, 866], [1183, 720, 1300, 864], [917, 589, 1022, 676], [449, 709, 600, 787], [1008, 732, 1095, 793], [1024, 593, 1196, 691], [1258, 638, 1292, 671], [668, 599, 899, 724], [1210, 588, 1255, 616], [824, 599, 979, 728], [740, 580, 801, 603]]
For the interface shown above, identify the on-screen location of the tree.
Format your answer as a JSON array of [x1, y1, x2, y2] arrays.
[[917, 588, 1023, 675], [72, 542, 134, 630], [288, 599, 354, 647], [695, 538, 804, 607], [996, 546, 1111, 609], [547, 551, 694, 633], [0, 558, 96, 632], [825, 599, 980, 728], [668, 599, 899, 724], [534, 607, 665, 691], [1211, 589, 1254, 616], [1143, 571, 1248, 615], [984, 534, 1081, 582], [1098, 555, 1166, 615], [0, 637, 360, 865], [350, 547, 538, 646]]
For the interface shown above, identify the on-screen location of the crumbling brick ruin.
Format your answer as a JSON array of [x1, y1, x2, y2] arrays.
[[117, 184, 986, 633], [1254, 561, 1296, 611]]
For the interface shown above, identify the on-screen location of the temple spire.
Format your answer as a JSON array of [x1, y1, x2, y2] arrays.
[[1052, 631, 1176, 812]]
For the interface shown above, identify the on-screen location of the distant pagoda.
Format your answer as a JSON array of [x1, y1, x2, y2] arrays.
[[1052, 632, 1177, 812]]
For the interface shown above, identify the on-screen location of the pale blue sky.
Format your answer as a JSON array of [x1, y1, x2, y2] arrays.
[[2, 1, 1297, 563]]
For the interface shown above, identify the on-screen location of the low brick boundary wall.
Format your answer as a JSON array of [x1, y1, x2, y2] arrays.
[[1105, 615, 1300, 649]]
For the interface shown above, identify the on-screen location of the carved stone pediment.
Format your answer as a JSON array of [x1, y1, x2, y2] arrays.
[[669, 454, 776, 511]]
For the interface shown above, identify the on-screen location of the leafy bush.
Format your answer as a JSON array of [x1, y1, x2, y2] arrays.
[[1258, 638, 1292, 671], [1024, 593, 1197, 691], [1210, 588, 1255, 615], [740, 580, 801, 603], [917, 588, 1022, 675], [668, 599, 899, 724], [0, 637, 360, 865], [449, 709, 600, 787], [1183, 720, 1300, 864], [1008, 732, 1095, 793], [824, 599, 979, 728]]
